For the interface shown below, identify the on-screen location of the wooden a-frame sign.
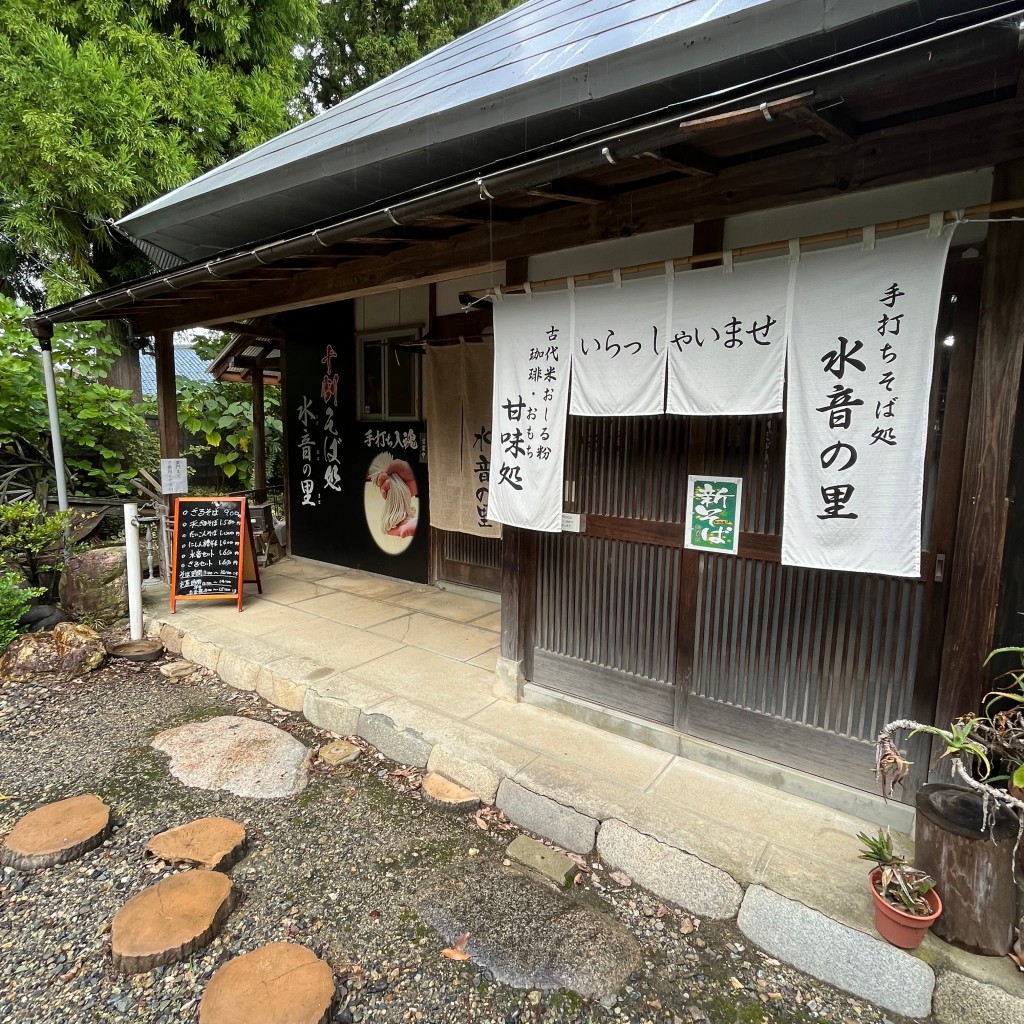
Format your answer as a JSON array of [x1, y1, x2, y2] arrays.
[[170, 496, 263, 612]]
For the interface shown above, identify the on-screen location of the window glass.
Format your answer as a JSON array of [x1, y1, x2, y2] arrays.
[[361, 341, 384, 418], [387, 345, 418, 418]]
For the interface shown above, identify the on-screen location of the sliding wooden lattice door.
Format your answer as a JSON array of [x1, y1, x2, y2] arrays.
[[528, 259, 977, 797]]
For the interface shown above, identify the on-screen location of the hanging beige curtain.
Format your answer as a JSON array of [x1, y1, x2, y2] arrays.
[[424, 340, 501, 538], [462, 339, 501, 538]]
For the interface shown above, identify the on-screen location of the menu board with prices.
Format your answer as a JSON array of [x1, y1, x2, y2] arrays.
[[170, 497, 262, 612]]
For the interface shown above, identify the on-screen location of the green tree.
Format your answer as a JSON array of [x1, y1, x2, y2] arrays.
[[308, 0, 520, 109], [0, 0, 319, 306], [0, 295, 158, 498]]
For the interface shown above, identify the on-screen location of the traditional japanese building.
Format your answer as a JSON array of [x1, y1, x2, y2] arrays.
[[30, 0, 1024, 817]]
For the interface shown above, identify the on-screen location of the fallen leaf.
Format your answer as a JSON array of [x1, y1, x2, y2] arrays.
[[609, 870, 632, 887], [474, 814, 489, 831], [441, 949, 471, 961], [679, 917, 695, 934], [453, 932, 470, 952]]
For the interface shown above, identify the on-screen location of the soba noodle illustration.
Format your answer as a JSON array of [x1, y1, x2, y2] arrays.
[[367, 452, 416, 535]]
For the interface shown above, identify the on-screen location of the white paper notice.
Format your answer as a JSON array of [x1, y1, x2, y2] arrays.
[[488, 289, 572, 532], [783, 229, 953, 577], [570, 275, 668, 416], [667, 255, 791, 416]]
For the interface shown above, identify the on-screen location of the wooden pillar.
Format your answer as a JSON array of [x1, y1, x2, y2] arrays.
[[251, 361, 267, 505], [934, 160, 1024, 733], [153, 330, 180, 460], [497, 526, 537, 699]]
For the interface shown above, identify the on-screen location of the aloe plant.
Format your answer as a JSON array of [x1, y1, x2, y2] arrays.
[[856, 829, 937, 916]]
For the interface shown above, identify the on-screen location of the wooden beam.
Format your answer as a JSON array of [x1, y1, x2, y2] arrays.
[[500, 526, 537, 686], [233, 356, 281, 370], [251, 358, 267, 505], [935, 159, 1024, 734], [130, 95, 1024, 333], [679, 92, 813, 138], [216, 321, 285, 341], [638, 146, 719, 177], [787, 105, 859, 144], [153, 329, 180, 461], [522, 181, 612, 205]]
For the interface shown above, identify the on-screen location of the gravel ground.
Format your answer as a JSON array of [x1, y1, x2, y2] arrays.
[[0, 632, 921, 1024]]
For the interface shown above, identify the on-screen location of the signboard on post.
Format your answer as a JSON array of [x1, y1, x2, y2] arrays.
[[684, 476, 742, 555], [170, 497, 262, 612], [160, 458, 188, 495]]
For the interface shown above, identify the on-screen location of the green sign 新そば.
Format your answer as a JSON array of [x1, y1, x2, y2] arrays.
[[685, 476, 742, 555]]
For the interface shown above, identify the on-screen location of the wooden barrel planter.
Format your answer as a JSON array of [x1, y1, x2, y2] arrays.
[[914, 783, 1019, 956]]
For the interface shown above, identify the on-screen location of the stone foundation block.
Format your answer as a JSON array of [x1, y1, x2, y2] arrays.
[[933, 971, 1024, 1024], [427, 746, 504, 804], [737, 884, 934, 1019], [159, 623, 184, 656], [180, 634, 220, 673], [358, 711, 432, 767], [303, 690, 361, 737], [597, 819, 742, 919], [217, 651, 260, 692], [493, 656, 525, 702], [496, 780, 597, 854], [255, 668, 307, 712]]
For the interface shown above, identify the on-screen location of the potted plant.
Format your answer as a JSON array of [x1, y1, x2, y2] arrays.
[[857, 828, 942, 949], [874, 645, 1024, 862]]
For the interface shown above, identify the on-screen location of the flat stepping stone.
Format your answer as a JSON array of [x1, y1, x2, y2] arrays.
[[111, 870, 236, 974], [146, 817, 246, 871], [318, 739, 360, 766], [152, 716, 311, 798], [421, 772, 480, 813], [0, 794, 111, 871], [507, 835, 578, 888], [160, 660, 196, 679], [199, 942, 335, 1024], [416, 857, 639, 998]]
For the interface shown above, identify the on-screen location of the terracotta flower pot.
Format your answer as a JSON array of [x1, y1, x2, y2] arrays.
[[868, 868, 942, 949]]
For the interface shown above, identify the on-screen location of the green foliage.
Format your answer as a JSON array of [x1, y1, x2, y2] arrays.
[[0, 500, 72, 601], [179, 378, 282, 487], [0, 570, 45, 655], [0, 296, 158, 496], [857, 829, 936, 916], [0, 0, 319, 305], [308, 0, 520, 108]]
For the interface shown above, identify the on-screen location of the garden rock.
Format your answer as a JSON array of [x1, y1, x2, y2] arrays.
[[0, 622, 106, 682], [59, 545, 128, 621], [17, 604, 69, 632]]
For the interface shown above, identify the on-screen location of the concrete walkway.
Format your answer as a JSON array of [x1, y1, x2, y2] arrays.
[[144, 558, 1024, 1023]]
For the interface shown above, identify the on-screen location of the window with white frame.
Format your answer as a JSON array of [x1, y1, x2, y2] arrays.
[[356, 329, 422, 420]]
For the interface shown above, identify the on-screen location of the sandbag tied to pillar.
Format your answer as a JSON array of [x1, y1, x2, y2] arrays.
[[570, 272, 667, 416], [666, 254, 791, 416], [489, 287, 572, 532], [783, 227, 954, 577]]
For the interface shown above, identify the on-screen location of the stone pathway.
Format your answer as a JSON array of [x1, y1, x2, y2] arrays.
[[145, 817, 247, 872], [0, 794, 111, 870]]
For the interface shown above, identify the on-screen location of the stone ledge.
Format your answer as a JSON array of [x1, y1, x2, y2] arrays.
[[933, 970, 1024, 1024], [496, 779, 597, 854], [737, 884, 935, 1019], [597, 819, 743, 920]]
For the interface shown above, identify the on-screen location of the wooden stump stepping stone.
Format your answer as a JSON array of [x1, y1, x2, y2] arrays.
[[0, 794, 111, 870], [146, 817, 246, 872], [111, 870, 236, 974], [421, 772, 480, 813], [199, 942, 335, 1024]]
